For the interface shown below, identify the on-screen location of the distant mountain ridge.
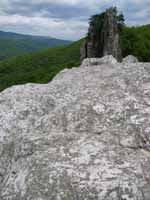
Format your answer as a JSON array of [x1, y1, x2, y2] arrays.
[[0, 31, 54, 40], [0, 30, 71, 60]]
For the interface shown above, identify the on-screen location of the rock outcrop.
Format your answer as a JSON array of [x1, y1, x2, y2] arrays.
[[81, 8, 122, 61], [0, 56, 150, 200]]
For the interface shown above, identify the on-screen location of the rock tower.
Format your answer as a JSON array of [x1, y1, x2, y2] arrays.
[[81, 8, 122, 61], [1, 56, 150, 199]]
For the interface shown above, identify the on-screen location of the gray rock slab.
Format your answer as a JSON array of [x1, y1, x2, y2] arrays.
[[0, 58, 150, 199]]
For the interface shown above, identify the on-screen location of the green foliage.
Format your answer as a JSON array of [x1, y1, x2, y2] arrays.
[[0, 39, 83, 91], [121, 25, 150, 61], [88, 12, 105, 40]]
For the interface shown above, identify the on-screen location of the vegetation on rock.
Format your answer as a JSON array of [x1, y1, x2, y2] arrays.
[[88, 7, 125, 40], [82, 7, 124, 61]]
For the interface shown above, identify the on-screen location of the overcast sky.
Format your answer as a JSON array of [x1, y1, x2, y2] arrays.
[[0, 0, 149, 40]]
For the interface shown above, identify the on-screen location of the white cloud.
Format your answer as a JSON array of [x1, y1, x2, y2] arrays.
[[0, 13, 88, 40], [0, 0, 149, 40]]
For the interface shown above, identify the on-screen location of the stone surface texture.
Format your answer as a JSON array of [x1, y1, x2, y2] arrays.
[[0, 56, 150, 200]]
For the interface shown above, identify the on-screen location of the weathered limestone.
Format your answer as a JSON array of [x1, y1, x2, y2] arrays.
[[81, 8, 122, 61], [0, 56, 150, 199]]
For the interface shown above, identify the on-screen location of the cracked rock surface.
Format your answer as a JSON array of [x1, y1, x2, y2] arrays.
[[0, 57, 150, 199]]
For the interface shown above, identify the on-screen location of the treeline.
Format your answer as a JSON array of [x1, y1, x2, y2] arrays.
[[121, 25, 150, 62]]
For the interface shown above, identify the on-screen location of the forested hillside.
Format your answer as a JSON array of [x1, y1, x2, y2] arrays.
[[121, 24, 150, 61], [0, 31, 71, 60], [0, 39, 83, 91]]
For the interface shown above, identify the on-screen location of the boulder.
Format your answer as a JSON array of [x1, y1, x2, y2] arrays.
[[81, 55, 118, 67], [123, 55, 139, 63], [0, 58, 150, 199]]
